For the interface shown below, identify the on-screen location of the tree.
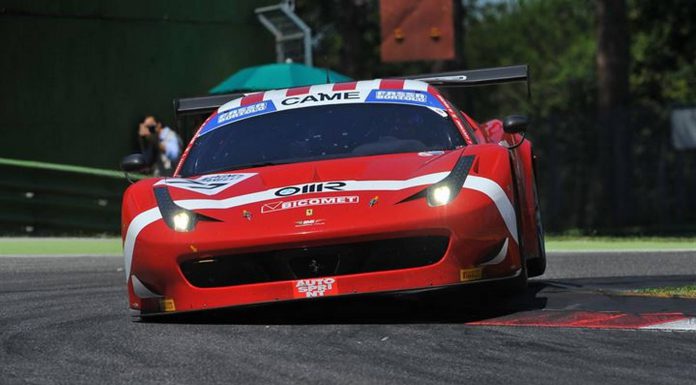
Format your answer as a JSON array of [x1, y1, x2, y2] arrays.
[[596, 0, 630, 227]]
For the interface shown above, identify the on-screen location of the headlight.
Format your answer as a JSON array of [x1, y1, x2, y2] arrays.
[[425, 155, 475, 207], [172, 211, 194, 232], [154, 187, 205, 232], [429, 185, 452, 206]]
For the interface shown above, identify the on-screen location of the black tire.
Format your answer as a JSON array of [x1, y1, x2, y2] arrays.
[[526, 165, 547, 277], [503, 254, 528, 293], [501, 158, 528, 294]]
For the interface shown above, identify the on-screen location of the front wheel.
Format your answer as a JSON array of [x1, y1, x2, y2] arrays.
[[502, 158, 529, 295]]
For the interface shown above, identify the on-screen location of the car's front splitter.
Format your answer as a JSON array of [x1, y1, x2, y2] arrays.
[[132, 268, 523, 318]]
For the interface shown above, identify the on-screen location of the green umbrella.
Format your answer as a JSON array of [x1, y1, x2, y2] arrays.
[[209, 62, 352, 94]]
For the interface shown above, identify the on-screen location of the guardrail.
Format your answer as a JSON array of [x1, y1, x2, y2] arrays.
[[0, 157, 147, 235]]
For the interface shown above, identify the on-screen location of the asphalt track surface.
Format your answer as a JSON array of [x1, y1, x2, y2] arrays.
[[2, 251, 696, 385]]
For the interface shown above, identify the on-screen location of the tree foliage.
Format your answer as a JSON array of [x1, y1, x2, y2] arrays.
[[630, 0, 696, 107], [299, 0, 696, 233]]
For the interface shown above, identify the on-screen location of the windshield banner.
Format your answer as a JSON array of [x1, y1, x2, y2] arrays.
[[199, 100, 277, 136], [199, 88, 446, 137]]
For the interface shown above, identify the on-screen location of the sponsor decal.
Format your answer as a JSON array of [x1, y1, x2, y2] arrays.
[[261, 195, 359, 213], [375, 90, 427, 103], [155, 173, 255, 196], [294, 219, 326, 227], [261, 201, 283, 212], [274, 181, 347, 197], [217, 102, 269, 124], [365, 89, 445, 109], [199, 101, 277, 136], [293, 277, 338, 298], [460, 268, 483, 282], [281, 91, 360, 106]]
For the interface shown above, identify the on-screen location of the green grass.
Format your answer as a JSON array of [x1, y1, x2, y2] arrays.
[[0, 236, 694, 255], [545, 236, 696, 251], [626, 284, 696, 299], [0, 238, 122, 255]]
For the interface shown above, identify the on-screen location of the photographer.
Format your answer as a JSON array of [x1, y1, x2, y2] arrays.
[[137, 115, 182, 176]]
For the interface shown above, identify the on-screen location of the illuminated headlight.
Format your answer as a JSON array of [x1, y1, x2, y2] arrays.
[[428, 185, 452, 206], [154, 187, 207, 232], [172, 211, 194, 232], [423, 156, 475, 207]]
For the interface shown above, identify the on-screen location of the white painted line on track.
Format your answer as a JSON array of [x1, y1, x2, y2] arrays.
[[0, 254, 121, 258], [0, 237, 120, 241], [548, 249, 696, 254]]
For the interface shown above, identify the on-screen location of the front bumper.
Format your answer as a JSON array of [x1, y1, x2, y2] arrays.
[[127, 185, 521, 315], [128, 230, 521, 316]]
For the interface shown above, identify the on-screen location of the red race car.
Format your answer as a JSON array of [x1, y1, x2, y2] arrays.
[[120, 65, 546, 316]]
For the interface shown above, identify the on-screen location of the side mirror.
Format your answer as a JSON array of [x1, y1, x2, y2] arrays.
[[120, 153, 148, 173], [503, 115, 529, 134]]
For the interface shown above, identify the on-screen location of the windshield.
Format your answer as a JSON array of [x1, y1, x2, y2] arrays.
[[180, 103, 465, 177]]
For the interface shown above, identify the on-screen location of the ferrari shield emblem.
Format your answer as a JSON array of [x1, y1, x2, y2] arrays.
[[306, 209, 313, 216]]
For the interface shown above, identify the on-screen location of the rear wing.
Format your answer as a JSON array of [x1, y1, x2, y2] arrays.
[[173, 92, 245, 117], [172, 64, 530, 117], [401, 64, 530, 97]]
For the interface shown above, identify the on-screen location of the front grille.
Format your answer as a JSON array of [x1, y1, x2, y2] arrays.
[[180, 236, 449, 288]]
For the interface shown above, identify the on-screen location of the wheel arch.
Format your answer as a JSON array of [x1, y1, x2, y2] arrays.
[[506, 134, 544, 264]]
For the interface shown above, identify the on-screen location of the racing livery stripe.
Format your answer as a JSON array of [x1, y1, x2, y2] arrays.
[[480, 238, 509, 265], [217, 79, 433, 115], [308, 84, 335, 94], [355, 79, 381, 90], [131, 275, 162, 298], [123, 207, 162, 280], [176, 172, 450, 211], [404, 79, 430, 91], [286, 86, 311, 96], [435, 93, 473, 144], [332, 82, 357, 91], [463, 176, 518, 243], [218, 97, 242, 113], [240, 92, 264, 106], [123, 173, 517, 279], [261, 89, 286, 101], [379, 79, 405, 89]]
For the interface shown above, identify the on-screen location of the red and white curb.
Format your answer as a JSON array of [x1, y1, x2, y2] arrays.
[[641, 317, 696, 331], [467, 310, 696, 331]]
